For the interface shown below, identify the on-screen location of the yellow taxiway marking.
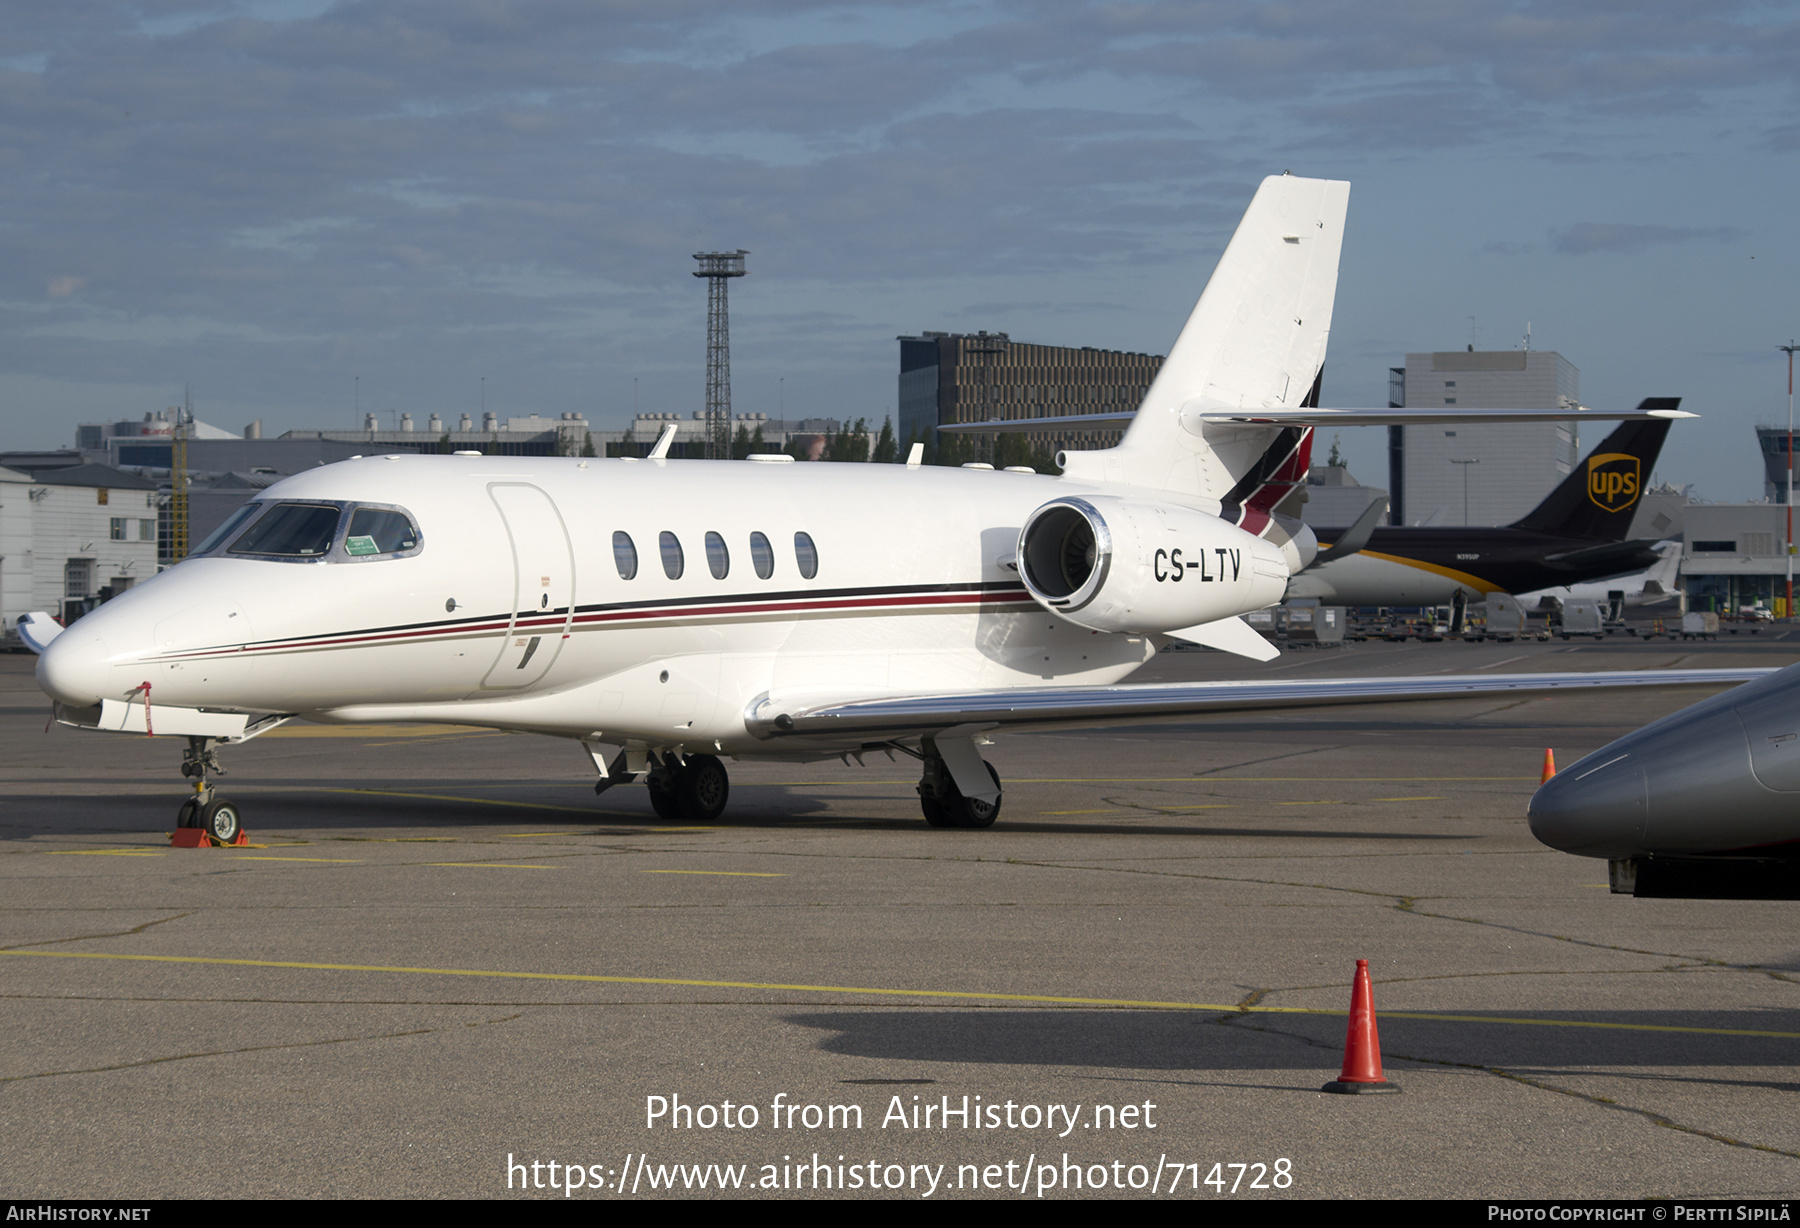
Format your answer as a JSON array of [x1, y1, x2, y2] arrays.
[[227, 857, 362, 864], [331, 789, 630, 817], [424, 862, 560, 870], [5, 949, 1796, 1041], [45, 850, 164, 857], [1375, 796, 1445, 802], [642, 870, 785, 878], [502, 831, 581, 838]]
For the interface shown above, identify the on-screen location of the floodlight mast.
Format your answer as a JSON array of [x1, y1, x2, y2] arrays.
[[1784, 341, 1798, 619], [693, 250, 749, 460]]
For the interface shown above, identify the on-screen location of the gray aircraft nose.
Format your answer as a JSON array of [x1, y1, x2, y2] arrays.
[[1528, 751, 1646, 859], [1530, 666, 1800, 861]]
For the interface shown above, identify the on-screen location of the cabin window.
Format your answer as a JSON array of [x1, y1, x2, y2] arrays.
[[344, 507, 419, 556], [705, 531, 729, 579], [794, 531, 819, 580], [228, 503, 342, 558], [192, 503, 264, 556], [659, 531, 684, 580], [749, 531, 774, 580], [613, 531, 638, 580]]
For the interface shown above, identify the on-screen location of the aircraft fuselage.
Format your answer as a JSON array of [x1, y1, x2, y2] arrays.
[[36, 454, 1285, 756], [1287, 525, 1665, 606]]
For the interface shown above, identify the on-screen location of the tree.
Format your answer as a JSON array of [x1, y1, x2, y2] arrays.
[[872, 416, 898, 463], [827, 417, 869, 462], [581, 431, 596, 458], [731, 423, 753, 460]]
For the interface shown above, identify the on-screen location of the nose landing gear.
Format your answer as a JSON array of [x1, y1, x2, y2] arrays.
[[174, 737, 245, 846]]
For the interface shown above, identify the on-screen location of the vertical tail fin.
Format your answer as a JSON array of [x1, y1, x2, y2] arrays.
[[1066, 174, 1349, 505], [1509, 405, 1675, 540]]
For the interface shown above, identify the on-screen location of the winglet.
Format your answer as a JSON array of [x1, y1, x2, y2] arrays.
[[1167, 615, 1280, 662], [1311, 497, 1387, 566], [648, 423, 679, 460], [17, 612, 62, 655]]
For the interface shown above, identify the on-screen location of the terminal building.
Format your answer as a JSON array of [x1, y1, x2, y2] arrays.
[[1386, 349, 1581, 526], [0, 463, 160, 641], [898, 331, 1163, 452]]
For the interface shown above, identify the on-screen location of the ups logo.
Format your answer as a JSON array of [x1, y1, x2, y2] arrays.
[[1587, 452, 1641, 512]]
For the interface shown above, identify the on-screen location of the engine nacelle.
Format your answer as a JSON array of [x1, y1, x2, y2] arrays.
[[1016, 496, 1290, 635]]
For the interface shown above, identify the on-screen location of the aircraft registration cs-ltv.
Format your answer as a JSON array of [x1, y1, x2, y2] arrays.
[[26, 175, 1751, 845]]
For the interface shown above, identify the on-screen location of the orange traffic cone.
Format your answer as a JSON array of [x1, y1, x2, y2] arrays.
[[1540, 748, 1557, 784], [1322, 959, 1401, 1094]]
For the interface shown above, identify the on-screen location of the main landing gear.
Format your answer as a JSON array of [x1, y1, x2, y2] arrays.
[[645, 752, 731, 823], [915, 746, 1003, 830], [175, 736, 243, 845]]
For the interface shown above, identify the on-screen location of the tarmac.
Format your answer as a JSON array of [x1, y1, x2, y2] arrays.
[[5, 632, 1800, 1200]]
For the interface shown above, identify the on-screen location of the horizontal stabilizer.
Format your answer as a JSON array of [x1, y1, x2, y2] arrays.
[[1166, 615, 1280, 661], [1196, 406, 1696, 426]]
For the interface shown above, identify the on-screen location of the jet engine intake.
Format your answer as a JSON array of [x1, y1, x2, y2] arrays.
[[1017, 496, 1288, 635]]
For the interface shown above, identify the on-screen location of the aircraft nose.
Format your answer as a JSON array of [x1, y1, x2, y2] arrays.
[[1527, 753, 1646, 859], [36, 627, 120, 708]]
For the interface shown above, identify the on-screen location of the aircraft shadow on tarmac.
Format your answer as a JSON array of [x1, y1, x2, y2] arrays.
[[790, 1009, 1800, 1076], [3, 788, 1472, 841]]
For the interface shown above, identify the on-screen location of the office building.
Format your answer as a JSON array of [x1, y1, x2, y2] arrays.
[[1387, 350, 1580, 526], [898, 332, 1163, 451]]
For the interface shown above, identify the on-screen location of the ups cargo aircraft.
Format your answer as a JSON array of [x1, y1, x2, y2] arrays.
[[1282, 412, 1678, 609], [24, 174, 1754, 845], [1530, 662, 1800, 900]]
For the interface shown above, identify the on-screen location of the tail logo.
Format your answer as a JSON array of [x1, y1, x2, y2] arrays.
[[1586, 452, 1641, 513]]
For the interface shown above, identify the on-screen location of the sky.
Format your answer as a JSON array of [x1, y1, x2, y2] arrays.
[[3, 0, 1798, 500]]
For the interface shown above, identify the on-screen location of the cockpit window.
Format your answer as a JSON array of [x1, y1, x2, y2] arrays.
[[344, 507, 419, 556], [228, 503, 342, 557], [192, 503, 264, 556]]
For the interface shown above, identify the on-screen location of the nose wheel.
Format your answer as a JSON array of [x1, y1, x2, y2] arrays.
[[173, 737, 245, 846]]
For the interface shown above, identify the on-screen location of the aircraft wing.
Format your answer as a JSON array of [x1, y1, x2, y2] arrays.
[[1541, 539, 1665, 573], [745, 668, 1767, 743]]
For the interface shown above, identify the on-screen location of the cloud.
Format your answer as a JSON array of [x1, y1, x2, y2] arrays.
[[1550, 222, 1743, 255], [46, 275, 86, 298]]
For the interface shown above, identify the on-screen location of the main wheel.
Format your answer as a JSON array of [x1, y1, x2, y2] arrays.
[[200, 797, 241, 844], [676, 754, 730, 822], [647, 771, 685, 820], [920, 792, 957, 827], [954, 762, 1003, 829], [176, 798, 199, 829]]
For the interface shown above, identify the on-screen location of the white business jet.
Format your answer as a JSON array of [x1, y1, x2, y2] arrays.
[[25, 175, 1742, 843]]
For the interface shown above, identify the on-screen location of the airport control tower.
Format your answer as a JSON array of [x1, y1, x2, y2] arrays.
[[693, 250, 749, 460]]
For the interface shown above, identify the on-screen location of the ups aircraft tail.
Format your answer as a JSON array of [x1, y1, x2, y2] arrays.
[[1508, 404, 1675, 541]]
